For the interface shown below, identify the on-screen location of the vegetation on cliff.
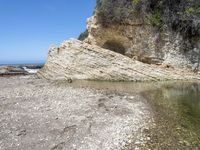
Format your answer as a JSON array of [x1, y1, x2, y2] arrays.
[[78, 30, 89, 41], [85, 0, 200, 71], [96, 0, 200, 37]]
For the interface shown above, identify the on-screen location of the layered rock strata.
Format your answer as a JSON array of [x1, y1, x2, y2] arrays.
[[37, 40, 200, 81]]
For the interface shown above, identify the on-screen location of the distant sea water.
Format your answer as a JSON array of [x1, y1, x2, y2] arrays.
[[0, 61, 45, 66]]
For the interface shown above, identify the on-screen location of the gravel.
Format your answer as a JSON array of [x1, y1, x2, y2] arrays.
[[0, 76, 153, 150]]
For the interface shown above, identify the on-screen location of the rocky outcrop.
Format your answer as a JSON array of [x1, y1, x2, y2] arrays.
[[37, 39, 200, 81], [85, 0, 200, 71], [0, 65, 43, 77], [38, 0, 200, 82], [0, 66, 28, 76]]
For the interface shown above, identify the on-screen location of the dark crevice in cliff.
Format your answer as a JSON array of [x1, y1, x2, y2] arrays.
[[102, 41, 126, 55]]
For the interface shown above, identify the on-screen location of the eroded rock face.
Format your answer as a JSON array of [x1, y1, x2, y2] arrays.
[[85, 0, 200, 70], [37, 39, 200, 81]]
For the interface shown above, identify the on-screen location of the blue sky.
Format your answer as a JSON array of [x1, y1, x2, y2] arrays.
[[0, 0, 96, 64]]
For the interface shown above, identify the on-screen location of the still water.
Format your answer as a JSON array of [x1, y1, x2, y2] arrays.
[[71, 81, 200, 149], [141, 82, 200, 149]]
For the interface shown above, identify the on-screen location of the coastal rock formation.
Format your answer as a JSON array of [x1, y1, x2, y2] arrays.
[[38, 0, 200, 81], [85, 0, 200, 70], [0, 66, 28, 76], [37, 39, 200, 81], [0, 65, 43, 76]]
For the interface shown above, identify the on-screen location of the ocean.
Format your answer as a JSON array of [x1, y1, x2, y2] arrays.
[[0, 61, 45, 66]]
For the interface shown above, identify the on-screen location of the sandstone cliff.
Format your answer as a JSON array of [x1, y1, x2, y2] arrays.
[[85, 0, 200, 71]]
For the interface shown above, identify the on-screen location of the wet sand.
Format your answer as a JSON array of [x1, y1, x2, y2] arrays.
[[0, 76, 153, 150]]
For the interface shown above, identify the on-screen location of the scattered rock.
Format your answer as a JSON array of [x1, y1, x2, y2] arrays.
[[50, 142, 65, 150], [16, 129, 26, 136], [67, 78, 73, 83]]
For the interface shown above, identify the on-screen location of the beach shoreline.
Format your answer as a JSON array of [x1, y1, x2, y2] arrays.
[[0, 76, 153, 150]]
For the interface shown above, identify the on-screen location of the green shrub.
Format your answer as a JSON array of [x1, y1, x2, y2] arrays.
[[132, 0, 141, 5], [78, 30, 89, 41], [185, 7, 195, 14], [150, 9, 162, 27]]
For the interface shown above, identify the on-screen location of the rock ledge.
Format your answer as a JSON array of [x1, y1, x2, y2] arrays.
[[37, 40, 200, 82]]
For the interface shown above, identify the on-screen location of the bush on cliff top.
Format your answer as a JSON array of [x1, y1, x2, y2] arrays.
[[78, 30, 89, 41]]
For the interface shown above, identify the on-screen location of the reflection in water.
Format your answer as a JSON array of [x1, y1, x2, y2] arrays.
[[142, 82, 200, 149], [65, 80, 200, 149]]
